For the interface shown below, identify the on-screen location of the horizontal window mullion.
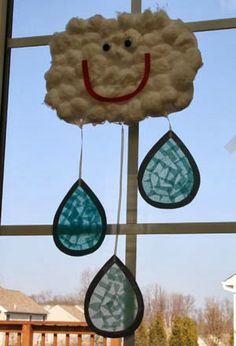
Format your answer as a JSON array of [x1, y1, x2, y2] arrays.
[[8, 35, 51, 48], [7, 17, 236, 49], [1, 222, 236, 236]]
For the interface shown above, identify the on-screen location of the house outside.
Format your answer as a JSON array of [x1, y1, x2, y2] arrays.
[[43, 304, 86, 345], [0, 289, 121, 346], [0, 287, 47, 321], [0, 287, 47, 345], [44, 304, 85, 322]]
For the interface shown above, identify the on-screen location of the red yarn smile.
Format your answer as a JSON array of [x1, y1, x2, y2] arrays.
[[82, 53, 151, 103]]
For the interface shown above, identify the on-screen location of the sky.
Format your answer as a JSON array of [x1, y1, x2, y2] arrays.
[[0, 0, 236, 309]]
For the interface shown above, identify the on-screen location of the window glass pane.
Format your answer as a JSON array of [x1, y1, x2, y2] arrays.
[[143, 0, 236, 21], [2, 48, 127, 297], [137, 234, 236, 306], [2, 47, 127, 225], [0, 235, 126, 296], [12, 0, 131, 37], [138, 29, 236, 223]]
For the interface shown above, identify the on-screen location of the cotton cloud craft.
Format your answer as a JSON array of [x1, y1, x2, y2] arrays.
[[45, 10, 202, 338], [45, 10, 202, 124]]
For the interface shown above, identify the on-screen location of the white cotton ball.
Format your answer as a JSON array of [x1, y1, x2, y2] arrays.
[[87, 15, 105, 31], [66, 18, 87, 34], [141, 10, 156, 31], [59, 84, 76, 100], [174, 88, 193, 110], [87, 105, 107, 123], [45, 10, 202, 125], [71, 97, 88, 113], [57, 101, 73, 119], [171, 63, 196, 91], [100, 19, 118, 36], [44, 88, 60, 107], [152, 11, 170, 30], [50, 33, 73, 55], [141, 92, 162, 115], [95, 65, 120, 84], [52, 54, 67, 65], [118, 12, 136, 30], [81, 42, 101, 59], [161, 86, 178, 103], [66, 49, 82, 65], [123, 28, 141, 47], [127, 100, 144, 123], [44, 69, 59, 87], [152, 57, 170, 74], [142, 31, 162, 47], [82, 32, 101, 45], [175, 32, 197, 51], [162, 23, 181, 44], [185, 48, 203, 70]]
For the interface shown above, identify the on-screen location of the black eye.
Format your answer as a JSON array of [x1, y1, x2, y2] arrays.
[[124, 39, 132, 48], [102, 43, 111, 52]]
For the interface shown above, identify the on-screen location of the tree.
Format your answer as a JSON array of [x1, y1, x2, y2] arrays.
[[31, 290, 54, 304], [169, 315, 198, 346], [143, 284, 168, 324], [30, 267, 98, 307], [148, 313, 167, 346], [169, 294, 195, 319], [135, 322, 148, 346], [198, 297, 233, 345], [76, 268, 98, 304], [229, 332, 233, 346], [143, 284, 196, 328]]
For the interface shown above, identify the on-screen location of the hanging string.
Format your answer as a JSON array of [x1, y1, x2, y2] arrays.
[[78, 125, 84, 184], [164, 113, 173, 137], [114, 124, 125, 256]]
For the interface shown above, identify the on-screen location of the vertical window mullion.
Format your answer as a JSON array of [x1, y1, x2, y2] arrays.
[[124, 3, 141, 346], [0, 0, 14, 224]]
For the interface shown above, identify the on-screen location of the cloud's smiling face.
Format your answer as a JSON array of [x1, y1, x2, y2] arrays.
[[45, 11, 202, 125]]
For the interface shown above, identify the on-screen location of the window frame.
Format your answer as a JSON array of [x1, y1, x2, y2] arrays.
[[1, 1, 236, 345]]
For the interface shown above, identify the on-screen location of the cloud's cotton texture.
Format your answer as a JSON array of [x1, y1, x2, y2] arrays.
[[45, 10, 202, 125]]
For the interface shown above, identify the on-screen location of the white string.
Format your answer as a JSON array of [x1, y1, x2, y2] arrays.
[[114, 125, 125, 256], [78, 125, 83, 183], [165, 114, 172, 132]]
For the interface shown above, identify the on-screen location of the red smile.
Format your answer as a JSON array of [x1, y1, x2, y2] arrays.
[[82, 53, 151, 103]]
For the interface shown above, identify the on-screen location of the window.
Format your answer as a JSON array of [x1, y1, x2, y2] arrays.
[[1, 1, 236, 345]]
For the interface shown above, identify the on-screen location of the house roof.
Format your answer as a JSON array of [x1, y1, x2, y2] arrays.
[[44, 304, 85, 321], [0, 287, 47, 315], [59, 305, 85, 321], [223, 273, 236, 282]]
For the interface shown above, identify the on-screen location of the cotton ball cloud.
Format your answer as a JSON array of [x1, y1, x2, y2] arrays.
[[45, 10, 202, 125]]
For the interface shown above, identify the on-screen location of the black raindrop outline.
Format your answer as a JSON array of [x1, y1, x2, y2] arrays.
[[84, 255, 144, 338], [53, 178, 107, 256], [138, 130, 200, 209]]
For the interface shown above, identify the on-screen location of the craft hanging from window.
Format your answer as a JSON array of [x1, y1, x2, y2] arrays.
[[138, 130, 200, 208], [53, 178, 107, 256], [44, 10, 202, 125], [45, 8, 203, 338], [84, 255, 144, 338]]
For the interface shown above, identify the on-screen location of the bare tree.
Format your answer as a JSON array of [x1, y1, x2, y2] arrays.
[[198, 297, 233, 345], [169, 293, 195, 318], [31, 290, 54, 304], [31, 267, 98, 306], [143, 284, 169, 324], [75, 268, 98, 304], [143, 285, 196, 329]]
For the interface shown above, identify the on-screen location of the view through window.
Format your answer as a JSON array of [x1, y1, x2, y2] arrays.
[[1, 1, 236, 345]]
